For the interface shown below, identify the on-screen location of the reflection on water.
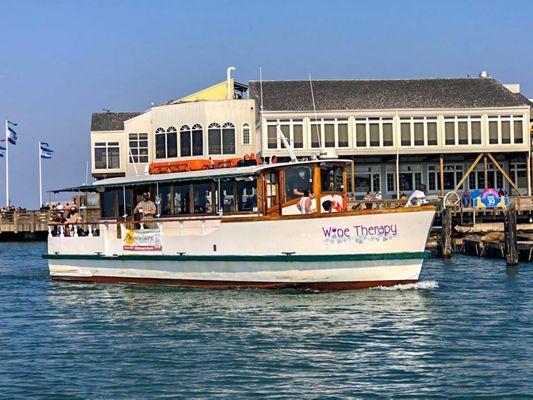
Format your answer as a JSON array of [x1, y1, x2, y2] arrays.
[[0, 242, 531, 398]]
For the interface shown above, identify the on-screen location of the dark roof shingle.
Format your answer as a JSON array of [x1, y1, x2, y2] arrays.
[[91, 112, 142, 131], [249, 78, 530, 111]]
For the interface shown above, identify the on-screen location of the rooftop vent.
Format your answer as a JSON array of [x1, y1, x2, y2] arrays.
[[479, 70, 489, 78]]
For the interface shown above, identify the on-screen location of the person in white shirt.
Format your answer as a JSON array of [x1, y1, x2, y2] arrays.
[[406, 184, 428, 207], [297, 189, 315, 214]]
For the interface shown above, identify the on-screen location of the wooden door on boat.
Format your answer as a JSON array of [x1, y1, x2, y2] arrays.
[[264, 171, 280, 215]]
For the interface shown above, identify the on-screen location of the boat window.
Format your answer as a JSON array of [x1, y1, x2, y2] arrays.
[[173, 183, 191, 214], [193, 182, 214, 214], [100, 190, 117, 219], [237, 178, 257, 212], [321, 164, 344, 193], [218, 180, 235, 213], [265, 172, 279, 209], [118, 188, 133, 217], [158, 184, 172, 215], [285, 166, 313, 201]]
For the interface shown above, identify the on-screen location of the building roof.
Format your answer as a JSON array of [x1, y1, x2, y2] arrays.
[[52, 159, 350, 192], [249, 77, 531, 111], [91, 112, 142, 131]]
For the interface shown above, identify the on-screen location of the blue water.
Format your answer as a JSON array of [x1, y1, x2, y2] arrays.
[[0, 242, 531, 398]]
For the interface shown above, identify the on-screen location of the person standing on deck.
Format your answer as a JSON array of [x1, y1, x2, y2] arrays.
[[134, 192, 157, 219], [405, 184, 427, 207]]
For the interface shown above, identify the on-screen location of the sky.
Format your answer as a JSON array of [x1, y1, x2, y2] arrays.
[[0, 0, 532, 208]]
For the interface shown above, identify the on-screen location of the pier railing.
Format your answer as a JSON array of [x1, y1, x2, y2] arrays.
[[0, 211, 51, 234]]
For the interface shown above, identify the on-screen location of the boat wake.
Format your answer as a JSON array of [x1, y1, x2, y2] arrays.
[[370, 280, 439, 291]]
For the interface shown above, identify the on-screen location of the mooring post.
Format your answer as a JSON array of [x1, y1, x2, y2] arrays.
[[441, 207, 452, 259], [504, 203, 519, 266]]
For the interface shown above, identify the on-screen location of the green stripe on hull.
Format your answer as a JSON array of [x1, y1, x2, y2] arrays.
[[43, 252, 428, 262]]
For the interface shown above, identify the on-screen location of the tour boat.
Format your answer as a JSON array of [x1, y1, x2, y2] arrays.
[[44, 159, 435, 290]]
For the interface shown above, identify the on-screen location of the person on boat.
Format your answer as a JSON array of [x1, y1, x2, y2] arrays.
[[297, 189, 315, 214], [134, 192, 157, 219], [364, 191, 372, 210], [66, 205, 80, 236], [405, 184, 427, 207], [50, 211, 66, 237]]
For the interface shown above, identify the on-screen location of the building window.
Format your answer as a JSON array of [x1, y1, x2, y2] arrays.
[[180, 125, 191, 157], [355, 117, 393, 148], [427, 122, 438, 146], [355, 121, 367, 147], [386, 165, 423, 194], [179, 125, 203, 157], [355, 166, 381, 194], [324, 120, 335, 148], [469, 164, 504, 190], [208, 123, 235, 155], [166, 126, 177, 158], [266, 119, 305, 150], [128, 133, 148, 163], [443, 164, 464, 190], [293, 121, 304, 148], [458, 121, 468, 145], [427, 165, 439, 192], [267, 125, 278, 149], [222, 122, 236, 154], [242, 123, 251, 145], [155, 127, 166, 159], [386, 172, 395, 193], [511, 162, 526, 193], [208, 123, 222, 154], [94, 142, 120, 169], [444, 116, 482, 146], [401, 122, 411, 146], [488, 115, 525, 145], [445, 121, 455, 145], [489, 121, 498, 144], [369, 121, 380, 147], [398, 117, 438, 147], [514, 120, 523, 144], [471, 121, 482, 145], [310, 121, 321, 148]]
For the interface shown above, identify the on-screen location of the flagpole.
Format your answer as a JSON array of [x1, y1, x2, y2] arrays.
[[38, 141, 43, 208], [5, 119, 9, 207]]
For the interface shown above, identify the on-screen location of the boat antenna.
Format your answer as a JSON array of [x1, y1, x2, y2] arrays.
[[259, 67, 264, 112], [309, 73, 322, 150]]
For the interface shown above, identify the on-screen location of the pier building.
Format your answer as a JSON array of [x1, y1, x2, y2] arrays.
[[90, 72, 532, 198]]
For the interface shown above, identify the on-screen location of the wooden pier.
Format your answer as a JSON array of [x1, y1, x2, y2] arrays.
[[0, 211, 51, 240]]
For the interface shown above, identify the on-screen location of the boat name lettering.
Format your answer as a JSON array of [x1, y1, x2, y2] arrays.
[[322, 224, 398, 244]]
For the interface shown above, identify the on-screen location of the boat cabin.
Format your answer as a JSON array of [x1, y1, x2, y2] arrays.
[[62, 159, 349, 222]]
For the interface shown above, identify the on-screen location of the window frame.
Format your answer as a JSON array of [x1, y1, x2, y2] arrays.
[[94, 141, 120, 170]]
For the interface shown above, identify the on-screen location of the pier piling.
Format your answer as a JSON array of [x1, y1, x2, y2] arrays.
[[441, 207, 452, 259], [504, 203, 519, 265]]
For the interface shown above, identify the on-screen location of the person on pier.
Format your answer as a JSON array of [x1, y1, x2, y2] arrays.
[[406, 184, 427, 207]]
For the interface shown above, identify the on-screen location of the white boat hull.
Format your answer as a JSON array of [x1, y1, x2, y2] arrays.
[[45, 207, 435, 290]]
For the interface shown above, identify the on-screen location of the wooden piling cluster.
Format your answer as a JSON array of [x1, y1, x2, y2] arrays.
[[434, 200, 532, 264]]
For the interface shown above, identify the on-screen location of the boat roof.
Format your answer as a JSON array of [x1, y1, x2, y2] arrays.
[[51, 159, 350, 192]]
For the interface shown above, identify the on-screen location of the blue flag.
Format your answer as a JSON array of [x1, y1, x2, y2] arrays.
[[7, 127, 17, 145], [40, 142, 53, 159]]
